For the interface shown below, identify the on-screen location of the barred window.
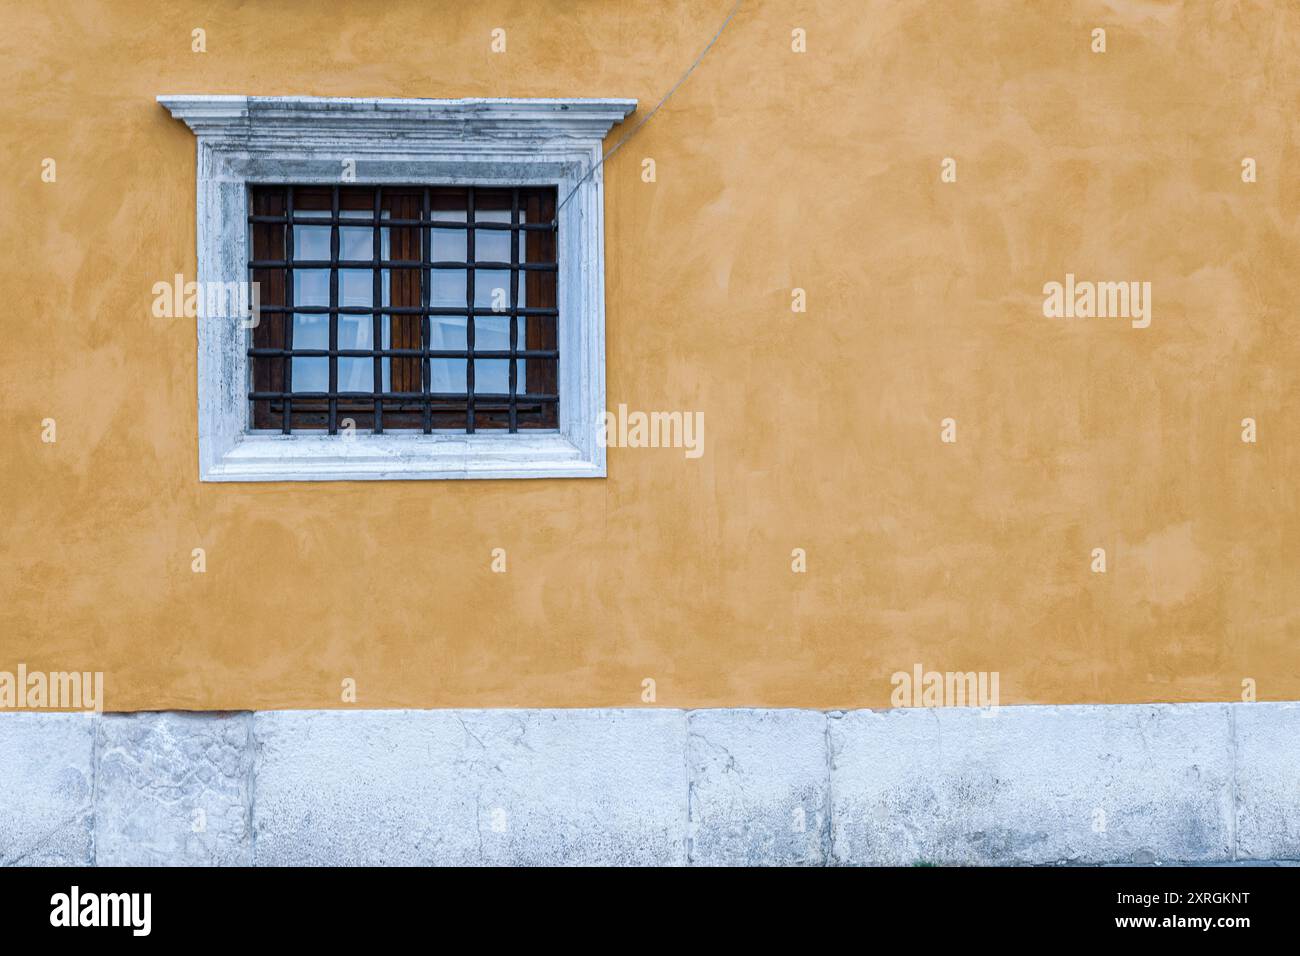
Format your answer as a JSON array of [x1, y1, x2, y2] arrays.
[[161, 95, 633, 481], [249, 185, 559, 434]]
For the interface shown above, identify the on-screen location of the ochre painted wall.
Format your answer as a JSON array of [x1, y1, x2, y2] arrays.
[[2, 0, 1297, 711]]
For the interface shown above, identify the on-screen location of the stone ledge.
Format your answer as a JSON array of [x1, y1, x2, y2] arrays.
[[0, 713, 94, 866], [1234, 702, 1300, 861], [0, 703, 1296, 866], [252, 709, 686, 866], [830, 704, 1233, 865], [688, 709, 829, 865], [95, 712, 252, 867]]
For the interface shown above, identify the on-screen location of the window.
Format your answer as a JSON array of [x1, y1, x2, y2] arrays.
[[249, 185, 557, 433], [159, 96, 636, 480]]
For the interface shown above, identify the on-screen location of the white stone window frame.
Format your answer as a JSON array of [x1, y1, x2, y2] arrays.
[[158, 95, 636, 481]]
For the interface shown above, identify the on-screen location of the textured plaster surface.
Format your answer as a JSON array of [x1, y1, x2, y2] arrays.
[[3, 703, 1296, 866], [2, 1, 1297, 710]]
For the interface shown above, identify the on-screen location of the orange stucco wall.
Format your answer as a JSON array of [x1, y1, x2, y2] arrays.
[[2, 0, 1297, 711]]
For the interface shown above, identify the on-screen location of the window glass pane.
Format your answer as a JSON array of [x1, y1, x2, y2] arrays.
[[474, 270, 511, 309], [293, 313, 328, 349], [338, 359, 373, 392], [475, 228, 510, 262], [291, 356, 327, 392], [294, 270, 329, 306], [430, 270, 466, 306], [430, 315, 467, 351], [338, 315, 373, 392], [294, 224, 330, 259], [515, 315, 527, 393], [339, 269, 372, 307], [475, 359, 510, 394], [430, 358, 466, 393], [475, 316, 511, 351], [339, 226, 371, 260], [379, 314, 392, 393], [380, 224, 391, 307], [430, 228, 465, 262]]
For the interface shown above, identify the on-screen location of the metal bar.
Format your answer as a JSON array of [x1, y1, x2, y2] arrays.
[[249, 214, 551, 231], [328, 185, 340, 434], [466, 186, 475, 433], [255, 305, 558, 317], [250, 348, 558, 359], [550, 191, 560, 428], [248, 260, 556, 271], [421, 187, 432, 434], [282, 186, 294, 434], [251, 391, 557, 402], [509, 188, 519, 433], [372, 187, 383, 433]]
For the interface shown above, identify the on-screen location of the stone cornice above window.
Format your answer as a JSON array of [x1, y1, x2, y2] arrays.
[[157, 95, 638, 147]]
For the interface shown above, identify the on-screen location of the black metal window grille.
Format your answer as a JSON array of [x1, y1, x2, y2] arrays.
[[248, 185, 559, 434]]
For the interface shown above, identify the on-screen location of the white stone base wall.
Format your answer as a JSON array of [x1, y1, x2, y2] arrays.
[[1, 703, 1296, 866]]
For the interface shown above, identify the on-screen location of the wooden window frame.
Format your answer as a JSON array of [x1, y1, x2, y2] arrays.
[[159, 95, 635, 481]]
